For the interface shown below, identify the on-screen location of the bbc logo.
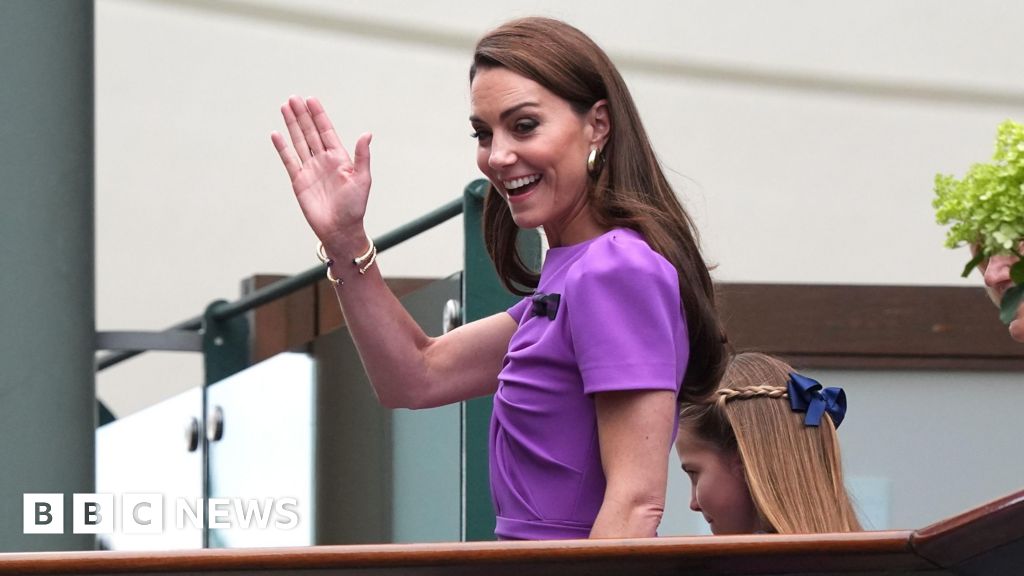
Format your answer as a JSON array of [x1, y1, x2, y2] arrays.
[[24, 493, 300, 534], [24, 493, 161, 535]]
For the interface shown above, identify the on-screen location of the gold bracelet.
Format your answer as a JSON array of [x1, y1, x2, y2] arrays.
[[357, 244, 378, 274], [325, 263, 344, 286], [317, 238, 377, 284], [353, 240, 375, 266], [316, 241, 342, 286]]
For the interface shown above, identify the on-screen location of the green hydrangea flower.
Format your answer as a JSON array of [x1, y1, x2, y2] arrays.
[[934, 120, 1024, 257], [933, 119, 1024, 325]]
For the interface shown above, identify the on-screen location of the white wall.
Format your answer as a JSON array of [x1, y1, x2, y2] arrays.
[[95, 0, 1024, 536]]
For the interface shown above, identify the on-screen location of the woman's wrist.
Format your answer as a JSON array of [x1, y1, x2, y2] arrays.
[[317, 228, 376, 287], [322, 229, 372, 262]]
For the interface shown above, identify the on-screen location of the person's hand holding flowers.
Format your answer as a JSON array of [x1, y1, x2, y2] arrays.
[[934, 120, 1024, 327]]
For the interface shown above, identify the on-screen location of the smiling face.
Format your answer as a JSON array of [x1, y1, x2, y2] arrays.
[[469, 66, 609, 247], [675, 426, 762, 535]]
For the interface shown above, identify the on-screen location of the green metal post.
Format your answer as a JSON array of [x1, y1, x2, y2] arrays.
[[202, 300, 251, 387], [200, 299, 249, 548], [461, 180, 542, 541], [0, 0, 95, 552]]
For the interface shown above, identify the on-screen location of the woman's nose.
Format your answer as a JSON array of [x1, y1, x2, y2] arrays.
[[488, 136, 516, 170], [689, 489, 701, 513]]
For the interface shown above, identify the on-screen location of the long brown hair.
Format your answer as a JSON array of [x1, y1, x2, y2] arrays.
[[470, 17, 726, 401], [679, 353, 863, 533]]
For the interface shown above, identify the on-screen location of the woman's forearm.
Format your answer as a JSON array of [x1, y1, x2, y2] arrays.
[[326, 232, 514, 409], [326, 236, 439, 408], [591, 389, 676, 538]]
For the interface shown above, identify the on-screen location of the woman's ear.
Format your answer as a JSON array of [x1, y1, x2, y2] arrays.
[[587, 99, 611, 150]]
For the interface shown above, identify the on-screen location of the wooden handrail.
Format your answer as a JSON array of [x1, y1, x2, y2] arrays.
[[0, 532, 923, 575], [912, 487, 1024, 572], [1, 487, 1020, 576]]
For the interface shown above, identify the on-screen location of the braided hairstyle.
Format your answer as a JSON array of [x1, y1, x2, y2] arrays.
[[716, 384, 787, 402], [679, 353, 862, 534]]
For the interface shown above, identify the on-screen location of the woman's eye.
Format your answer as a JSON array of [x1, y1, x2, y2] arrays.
[[470, 130, 491, 143], [514, 119, 538, 134]]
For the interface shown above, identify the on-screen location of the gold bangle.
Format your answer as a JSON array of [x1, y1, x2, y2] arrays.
[[317, 241, 342, 285], [357, 244, 378, 275], [318, 238, 376, 284], [325, 263, 344, 286], [353, 239, 375, 266]]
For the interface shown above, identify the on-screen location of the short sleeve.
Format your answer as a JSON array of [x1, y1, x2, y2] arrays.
[[506, 297, 532, 325], [564, 236, 688, 395]]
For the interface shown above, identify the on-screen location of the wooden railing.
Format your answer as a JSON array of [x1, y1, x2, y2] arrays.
[[1, 487, 1020, 575]]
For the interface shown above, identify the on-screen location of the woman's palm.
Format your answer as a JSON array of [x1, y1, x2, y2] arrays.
[[271, 96, 372, 245]]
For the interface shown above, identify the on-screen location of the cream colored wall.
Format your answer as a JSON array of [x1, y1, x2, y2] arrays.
[[95, 0, 1024, 537]]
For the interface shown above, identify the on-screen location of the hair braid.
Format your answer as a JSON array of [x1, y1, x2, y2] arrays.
[[717, 385, 788, 404]]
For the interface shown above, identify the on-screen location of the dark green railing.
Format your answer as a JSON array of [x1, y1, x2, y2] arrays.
[[95, 197, 464, 372]]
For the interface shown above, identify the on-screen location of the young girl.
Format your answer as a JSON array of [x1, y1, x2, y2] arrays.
[[676, 353, 861, 534]]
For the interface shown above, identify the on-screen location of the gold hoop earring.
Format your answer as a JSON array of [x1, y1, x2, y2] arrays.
[[587, 147, 602, 175]]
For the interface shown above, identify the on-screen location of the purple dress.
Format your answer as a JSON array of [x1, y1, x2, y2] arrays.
[[490, 228, 689, 540]]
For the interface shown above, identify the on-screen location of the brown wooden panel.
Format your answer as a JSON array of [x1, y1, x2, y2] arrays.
[[244, 279, 1024, 370], [770, 354, 1024, 372], [717, 284, 1024, 370], [243, 275, 316, 364], [912, 488, 1024, 572]]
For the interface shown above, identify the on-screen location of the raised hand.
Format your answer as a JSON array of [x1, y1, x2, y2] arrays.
[[271, 96, 372, 251]]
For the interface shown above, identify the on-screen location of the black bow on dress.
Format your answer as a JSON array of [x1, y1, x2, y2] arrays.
[[531, 292, 561, 320]]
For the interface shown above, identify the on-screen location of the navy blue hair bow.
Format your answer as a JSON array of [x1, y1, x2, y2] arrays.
[[787, 372, 846, 428], [531, 292, 560, 320]]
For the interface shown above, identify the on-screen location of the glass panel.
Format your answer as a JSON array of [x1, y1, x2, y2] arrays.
[[311, 275, 462, 544], [390, 276, 462, 543], [206, 353, 315, 548], [816, 369, 1024, 530], [95, 387, 203, 550]]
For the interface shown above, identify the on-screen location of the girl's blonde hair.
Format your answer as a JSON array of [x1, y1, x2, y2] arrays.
[[679, 353, 862, 533]]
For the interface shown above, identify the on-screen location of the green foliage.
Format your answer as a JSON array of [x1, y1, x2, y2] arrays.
[[933, 120, 1024, 267], [1000, 284, 1024, 325]]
